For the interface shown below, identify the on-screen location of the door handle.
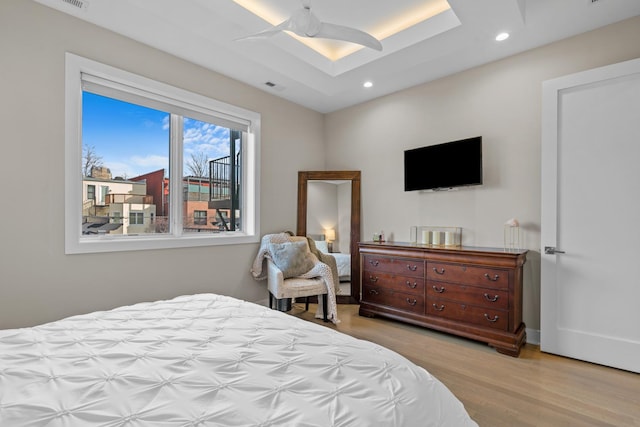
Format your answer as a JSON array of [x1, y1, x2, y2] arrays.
[[544, 246, 566, 255]]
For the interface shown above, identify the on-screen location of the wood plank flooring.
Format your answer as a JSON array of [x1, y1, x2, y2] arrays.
[[290, 303, 640, 427]]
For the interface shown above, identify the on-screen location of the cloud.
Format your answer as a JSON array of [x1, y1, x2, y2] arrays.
[[131, 154, 169, 168], [103, 160, 133, 179], [102, 155, 168, 179], [100, 118, 231, 178], [143, 119, 158, 128], [183, 120, 231, 159]]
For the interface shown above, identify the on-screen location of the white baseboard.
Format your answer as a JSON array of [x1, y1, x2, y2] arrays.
[[526, 328, 540, 345]]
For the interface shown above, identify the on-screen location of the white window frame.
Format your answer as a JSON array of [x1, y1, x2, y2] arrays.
[[65, 53, 261, 254]]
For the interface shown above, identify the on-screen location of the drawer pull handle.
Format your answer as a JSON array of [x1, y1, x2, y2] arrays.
[[407, 265, 418, 271], [483, 293, 499, 302], [432, 303, 445, 311], [406, 298, 417, 306], [369, 276, 378, 283], [432, 267, 445, 275], [432, 285, 445, 293], [484, 313, 499, 322], [369, 260, 379, 267], [406, 281, 418, 289], [484, 273, 500, 281], [369, 289, 379, 295]]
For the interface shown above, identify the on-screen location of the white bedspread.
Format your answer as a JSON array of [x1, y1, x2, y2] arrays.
[[0, 294, 478, 427], [331, 252, 351, 280]]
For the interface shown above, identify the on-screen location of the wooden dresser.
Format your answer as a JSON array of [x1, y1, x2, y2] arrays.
[[359, 241, 528, 356]]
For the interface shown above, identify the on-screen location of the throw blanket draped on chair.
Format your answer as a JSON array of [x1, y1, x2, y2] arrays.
[[251, 233, 340, 323]]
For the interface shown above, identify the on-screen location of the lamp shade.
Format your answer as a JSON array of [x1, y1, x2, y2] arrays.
[[325, 229, 336, 242]]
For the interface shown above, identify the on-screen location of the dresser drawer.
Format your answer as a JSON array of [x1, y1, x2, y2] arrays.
[[362, 285, 425, 314], [363, 255, 424, 278], [427, 298, 508, 330], [362, 270, 424, 295], [427, 281, 509, 310], [427, 262, 509, 289]]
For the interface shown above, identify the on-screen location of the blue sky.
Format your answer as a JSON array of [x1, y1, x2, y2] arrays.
[[82, 92, 231, 178]]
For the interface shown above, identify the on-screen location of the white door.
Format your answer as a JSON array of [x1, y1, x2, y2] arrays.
[[541, 58, 640, 373]]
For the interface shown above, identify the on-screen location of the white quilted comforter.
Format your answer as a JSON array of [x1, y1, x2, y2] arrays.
[[331, 253, 351, 280], [0, 294, 478, 427]]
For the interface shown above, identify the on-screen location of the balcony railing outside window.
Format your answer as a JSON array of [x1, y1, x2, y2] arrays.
[[105, 194, 154, 205]]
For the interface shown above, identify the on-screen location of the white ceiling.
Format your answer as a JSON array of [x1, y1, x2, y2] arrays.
[[34, 0, 640, 113]]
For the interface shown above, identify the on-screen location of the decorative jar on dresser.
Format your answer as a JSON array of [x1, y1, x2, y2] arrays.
[[359, 241, 528, 356]]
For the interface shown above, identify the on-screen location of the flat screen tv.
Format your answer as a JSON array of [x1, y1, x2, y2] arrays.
[[404, 136, 483, 191]]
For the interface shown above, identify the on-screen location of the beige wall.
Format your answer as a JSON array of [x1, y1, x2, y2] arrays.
[[306, 182, 338, 237], [324, 16, 640, 332], [0, 0, 325, 328]]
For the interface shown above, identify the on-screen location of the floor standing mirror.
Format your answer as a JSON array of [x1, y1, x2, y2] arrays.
[[297, 171, 361, 304]]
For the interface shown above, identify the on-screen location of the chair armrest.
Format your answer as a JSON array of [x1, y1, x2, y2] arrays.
[[267, 258, 284, 295]]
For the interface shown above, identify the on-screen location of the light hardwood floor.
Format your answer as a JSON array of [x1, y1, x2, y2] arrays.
[[290, 303, 640, 427]]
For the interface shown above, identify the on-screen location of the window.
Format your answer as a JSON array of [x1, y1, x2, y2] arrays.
[[193, 210, 207, 226], [97, 185, 109, 206], [65, 53, 261, 254], [130, 212, 144, 225]]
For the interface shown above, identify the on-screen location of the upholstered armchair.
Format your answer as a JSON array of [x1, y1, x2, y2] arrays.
[[251, 233, 338, 323], [267, 258, 328, 322]]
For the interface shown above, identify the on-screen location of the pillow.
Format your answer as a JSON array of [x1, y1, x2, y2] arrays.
[[314, 240, 329, 253], [269, 240, 316, 279]]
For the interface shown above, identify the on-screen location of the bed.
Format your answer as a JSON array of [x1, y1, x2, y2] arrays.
[[312, 238, 351, 281], [331, 252, 351, 281], [0, 293, 477, 426]]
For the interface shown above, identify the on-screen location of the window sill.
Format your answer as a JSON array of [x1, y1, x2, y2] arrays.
[[67, 232, 259, 254]]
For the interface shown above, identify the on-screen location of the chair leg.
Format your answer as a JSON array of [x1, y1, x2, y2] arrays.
[[322, 293, 328, 322], [268, 292, 272, 309], [305, 297, 310, 311]]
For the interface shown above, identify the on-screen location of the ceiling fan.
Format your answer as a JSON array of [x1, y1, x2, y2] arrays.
[[236, 0, 383, 51]]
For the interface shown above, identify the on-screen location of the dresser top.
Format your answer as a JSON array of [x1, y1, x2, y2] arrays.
[[360, 241, 528, 256]]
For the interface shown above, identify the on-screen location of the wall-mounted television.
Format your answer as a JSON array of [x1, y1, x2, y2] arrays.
[[404, 136, 483, 192]]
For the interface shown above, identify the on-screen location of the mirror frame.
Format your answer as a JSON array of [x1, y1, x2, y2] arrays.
[[297, 171, 361, 304]]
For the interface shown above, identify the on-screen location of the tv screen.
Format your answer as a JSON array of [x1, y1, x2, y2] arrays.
[[404, 136, 483, 191]]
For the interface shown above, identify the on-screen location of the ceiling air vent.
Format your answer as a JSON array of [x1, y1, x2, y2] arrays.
[[264, 81, 286, 92], [62, 0, 89, 10]]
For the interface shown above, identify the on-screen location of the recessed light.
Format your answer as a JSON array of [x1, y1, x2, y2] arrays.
[[363, 81, 373, 88], [495, 32, 510, 41]]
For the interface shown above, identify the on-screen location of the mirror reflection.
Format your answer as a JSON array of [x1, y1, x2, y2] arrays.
[[306, 180, 352, 296]]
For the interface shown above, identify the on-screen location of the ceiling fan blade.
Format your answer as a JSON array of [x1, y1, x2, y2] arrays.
[[316, 23, 382, 51], [234, 19, 292, 42], [235, 4, 382, 52]]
